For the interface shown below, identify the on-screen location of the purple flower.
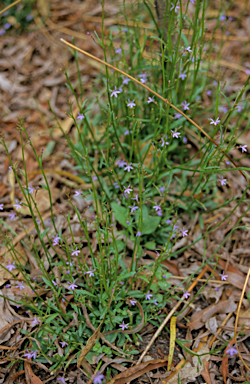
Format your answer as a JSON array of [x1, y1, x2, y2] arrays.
[[139, 72, 148, 83], [71, 249, 80, 256], [122, 77, 130, 85], [115, 47, 122, 54], [74, 189, 82, 197], [159, 186, 165, 193], [147, 96, 155, 104], [77, 113, 85, 120], [60, 341, 68, 348], [4, 23, 11, 29], [171, 129, 181, 138], [161, 135, 169, 146], [52, 234, 61, 246], [218, 177, 227, 186], [124, 163, 134, 172], [182, 291, 190, 299], [154, 298, 158, 305], [31, 350, 38, 359], [127, 99, 136, 109], [119, 321, 129, 331], [136, 230, 141, 237], [129, 299, 137, 306], [153, 204, 161, 212], [185, 46, 192, 53], [129, 203, 139, 213], [179, 72, 187, 80], [239, 144, 247, 153], [145, 291, 153, 300], [181, 100, 190, 111], [171, 2, 180, 13], [180, 227, 188, 237], [86, 269, 95, 277], [67, 280, 78, 290], [132, 195, 139, 204], [0, 29, 5, 36], [9, 211, 16, 220], [13, 202, 22, 210], [31, 316, 39, 327], [207, 90, 212, 96], [28, 185, 35, 194], [0, 204, 3, 210], [23, 350, 33, 360], [183, 136, 188, 144], [124, 185, 133, 195], [16, 281, 25, 290], [166, 218, 172, 225], [156, 209, 162, 216], [226, 345, 238, 357], [209, 117, 220, 125], [174, 112, 182, 119], [190, 0, 196, 3], [220, 14, 226, 21], [58, 377, 68, 384], [236, 105, 243, 112], [26, 14, 33, 21], [6, 261, 16, 272], [219, 271, 228, 281], [92, 372, 105, 384], [245, 69, 250, 75], [109, 86, 121, 98], [52, 280, 57, 286]]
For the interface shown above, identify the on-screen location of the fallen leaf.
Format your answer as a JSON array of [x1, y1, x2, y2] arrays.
[[24, 360, 43, 384], [77, 321, 103, 368], [188, 300, 237, 330], [0, 242, 28, 285], [200, 361, 212, 384], [106, 358, 168, 384]]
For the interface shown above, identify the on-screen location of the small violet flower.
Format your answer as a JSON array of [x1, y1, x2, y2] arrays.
[[74, 189, 82, 197], [85, 269, 95, 277], [226, 345, 238, 357], [124, 163, 134, 172], [31, 316, 39, 327], [92, 372, 105, 384], [145, 291, 153, 300], [119, 321, 129, 331], [127, 99, 136, 109], [181, 100, 190, 111], [136, 230, 141, 237], [71, 249, 80, 256], [16, 281, 25, 290], [219, 271, 228, 281], [124, 185, 133, 195], [130, 299, 137, 306], [180, 227, 188, 237], [6, 261, 16, 272], [209, 117, 220, 125], [147, 96, 155, 104], [122, 77, 130, 85], [171, 129, 181, 138], [60, 341, 68, 348], [52, 234, 61, 246], [77, 113, 85, 120], [239, 144, 247, 153], [129, 203, 139, 213], [67, 280, 78, 291], [171, 2, 180, 13], [13, 201, 22, 210], [218, 177, 227, 186], [58, 377, 68, 384], [109, 86, 121, 98], [9, 211, 16, 220], [179, 72, 187, 80], [183, 291, 190, 299]]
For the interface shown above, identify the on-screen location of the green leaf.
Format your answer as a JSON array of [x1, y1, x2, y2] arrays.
[[144, 241, 156, 250], [141, 216, 161, 235], [111, 202, 128, 227]]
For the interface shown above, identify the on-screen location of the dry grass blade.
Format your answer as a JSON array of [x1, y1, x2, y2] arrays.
[[0, 0, 23, 16], [105, 358, 168, 384], [60, 39, 249, 183]]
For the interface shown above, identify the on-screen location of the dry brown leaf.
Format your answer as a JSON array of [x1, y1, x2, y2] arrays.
[[200, 361, 213, 384], [188, 300, 237, 330], [77, 321, 103, 368], [106, 358, 168, 384], [0, 242, 28, 285], [238, 307, 250, 328], [24, 360, 44, 384]]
